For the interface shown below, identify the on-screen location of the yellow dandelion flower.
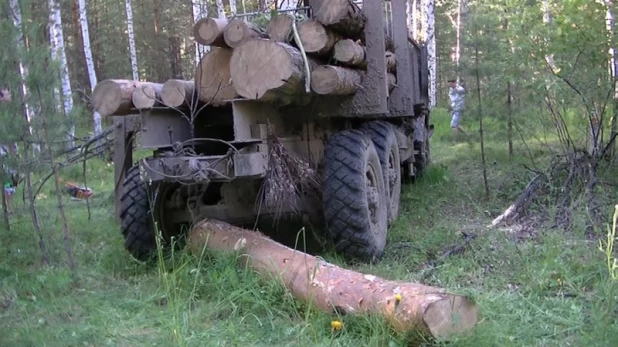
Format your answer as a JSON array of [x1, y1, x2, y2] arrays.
[[331, 320, 342, 331]]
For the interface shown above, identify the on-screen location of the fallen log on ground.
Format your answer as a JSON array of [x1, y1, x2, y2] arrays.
[[187, 219, 479, 340], [223, 18, 267, 48], [308, 0, 365, 38], [131, 83, 163, 109], [92, 79, 161, 116], [230, 39, 320, 103], [195, 47, 239, 106], [267, 13, 295, 43], [194, 17, 229, 47], [297, 19, 341, 56], [161, 79, 196, 108]]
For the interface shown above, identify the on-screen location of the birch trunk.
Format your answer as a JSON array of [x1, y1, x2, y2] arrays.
[[125, 0, 139, 80], [279, 0, 296, 9], [49, 0, 75, 150], [606, 0, 618, 158], [229, 0, 237, 14], [216, 0, 226, 18], [8, 0, 37, 152], [422, 0, 436, 107], [77, 0, 103, 143]]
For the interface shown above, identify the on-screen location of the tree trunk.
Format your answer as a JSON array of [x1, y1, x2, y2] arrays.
[[194, 17, 229, 47], [48, 0, 75, 149], [161, 79, 196, 108], [422, 0, 436, 107], [169, 36, 183, 78], [297, 19, 341, 56], [606, 0, 618, 158], [195, 48, 239, 106], [92, 79, 161, 116], [230, 39, 319, 102], [125, 0, 139, 80], [223, 18, 267, 48], [310, 65, 362, 95], [77, 0, 103, 146], [307, 0, 364, 38], [216, 0, 226, 18], [187, 219, 479, 340], [333, 39, 366, 67], [267, 13, 294, 42], [132, 83, 163, 109]]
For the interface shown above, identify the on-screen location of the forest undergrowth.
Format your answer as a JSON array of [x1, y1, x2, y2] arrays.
[[1, 109, 617, 347]]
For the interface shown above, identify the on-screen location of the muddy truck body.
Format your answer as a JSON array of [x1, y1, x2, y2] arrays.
[[108, 0, 432, 262]]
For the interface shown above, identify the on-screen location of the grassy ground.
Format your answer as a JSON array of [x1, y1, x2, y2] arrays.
[[1, 109, 617, 346]]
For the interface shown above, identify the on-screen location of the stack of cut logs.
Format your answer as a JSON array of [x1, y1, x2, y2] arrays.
[[91, 0, 398, 116]]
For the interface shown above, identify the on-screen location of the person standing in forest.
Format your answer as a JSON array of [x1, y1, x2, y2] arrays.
[[448, 79, 467, 139]]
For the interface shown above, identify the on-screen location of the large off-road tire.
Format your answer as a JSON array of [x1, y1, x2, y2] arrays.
[[119, 165, 158, 261], [361, 121, 401, 224], [322, 129, 388, 261]]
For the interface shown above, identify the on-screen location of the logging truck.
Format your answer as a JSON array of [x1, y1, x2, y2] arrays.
[[100, 0, 432, 262]]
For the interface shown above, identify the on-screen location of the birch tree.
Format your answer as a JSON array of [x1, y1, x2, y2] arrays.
[[230, 0, 237, 14], [8, 0, 37, 152], [77, 0, 102, 142], [422, 0, 436, 107], [216, 0, 226, 18], [125, 0, 139, 80], [407, 0, 418, 39], [48, 0, 75, 149], [606, 0, 618, 157]]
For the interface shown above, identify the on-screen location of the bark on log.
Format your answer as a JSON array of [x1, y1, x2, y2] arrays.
[[195, 47, 239, 106], [385, 51, 397, 72], [310, 65, 363, 95], [388, 73, 396, 92], [230, 39, 319, 103], [307, 0, 365, 38], [193, 17, 229, 47], [297, 19, 340, 56], [223, 18, 267, 48], [161, 79, 196, 108], [267, 13, 294, 43], [131, 83, 163, 109], [92, 79, 161, 116], [187, 219, 479, 340]]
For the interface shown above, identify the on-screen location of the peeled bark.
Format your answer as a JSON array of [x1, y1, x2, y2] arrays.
[[230, 39, 319, 102], [195, 47, 238, 106], [187, 219, 479, 340], [223, 18, 267, 48], [307, 0, 365, 38], [92, 79, 160, 116], [161, 79, 196, 108], [131, 83, 163, 109], [194, 17, 229, 47], [310, 65, 362, 95], [267, 13, 294, 42], [297, 19, 340, 56]]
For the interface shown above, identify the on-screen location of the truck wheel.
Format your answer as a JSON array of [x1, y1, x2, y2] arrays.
[[119, 165, 158, 261], [322, 129, 388, 261], [361, 121, 401, 224]]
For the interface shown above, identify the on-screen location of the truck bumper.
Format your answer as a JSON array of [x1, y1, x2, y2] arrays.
[[140, 152, 267, 183]]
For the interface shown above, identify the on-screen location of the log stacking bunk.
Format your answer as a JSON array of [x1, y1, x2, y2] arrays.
[[91, 0, 400, 116]]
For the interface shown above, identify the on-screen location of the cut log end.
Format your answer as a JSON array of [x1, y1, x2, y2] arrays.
[[298, 19, 340, 55], [333, 39, 366, 67], [92, 79, 161, 116], [132, 84, 162, 109], [161, 79, 195, 108], [224, 18, 266, 48], [267, 14, 294, 42], [308, 0, 365, 38], [310, 65, 362, 95], [194, 17, 229, 47], [423, 296, 479, 340], [195, 47, 238, 106], [230, 39, 317, 102]]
